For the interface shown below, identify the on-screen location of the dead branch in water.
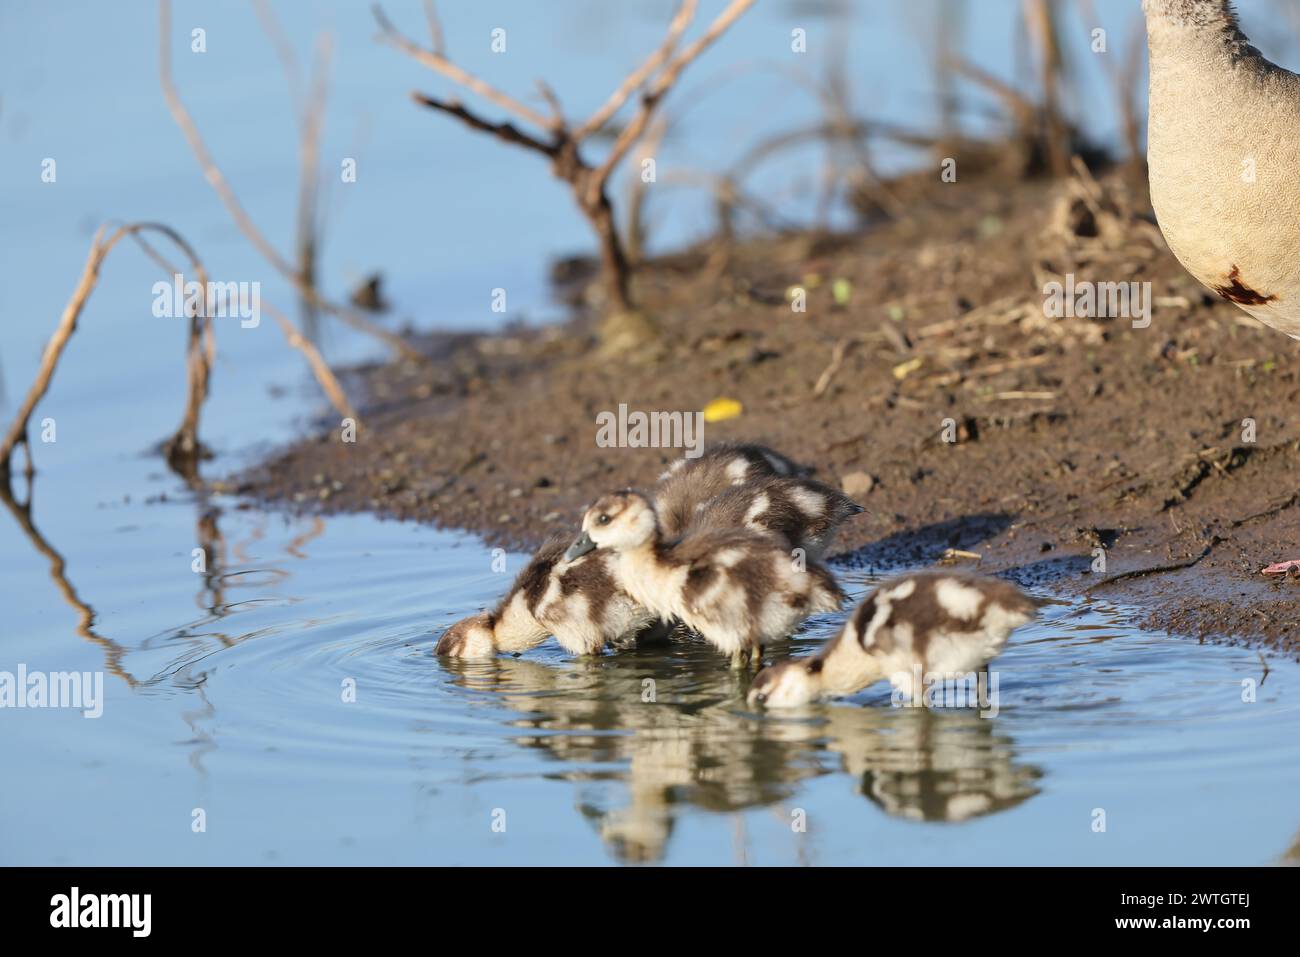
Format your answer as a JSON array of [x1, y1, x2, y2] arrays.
[[0, 222, 213, 486], [252, 0, 335, 338], [158, 0, 420, 362], [265, 303, 360, 426], [124, 226, 215, 478], [0, 219, 360, 490], [373, 0, 755, 327]]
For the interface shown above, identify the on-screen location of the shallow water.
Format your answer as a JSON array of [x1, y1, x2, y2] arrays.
[[4, 503, 1298, 866], [4, 1, 1300, 867]]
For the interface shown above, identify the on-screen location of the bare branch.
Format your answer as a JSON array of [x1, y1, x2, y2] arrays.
[[0, 223, 215, 483], [251, 0, 304, 111], [160, 0, 421, 361], [161, 1, 293, 276], [376, 0, 755, 324], [574, 0, 698, 142], [373, 3, 558, 132], [535, 79, 566, 128], [421, 0, 444, 54], [593, 0, 756, 195], [265, 303, 360, 425], [296, 33, 334, 295], [411, 93, 558, 157], [944, 54, 1037, 130]]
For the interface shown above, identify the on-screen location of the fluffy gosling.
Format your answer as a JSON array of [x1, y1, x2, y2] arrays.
[[748, 572, 1038, 708], [436, 534, 656, 658], [684, 475, 863, 560], [566, 490, 845, 667], [655, 442, 813, 539]]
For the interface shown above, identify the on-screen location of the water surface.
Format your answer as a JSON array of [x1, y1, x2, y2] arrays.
[[2, 0, 1298, 867], [4, 504, 1298, 865]]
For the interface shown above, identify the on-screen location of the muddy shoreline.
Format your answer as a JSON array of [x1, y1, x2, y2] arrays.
[[230, 169, 1300, 655]]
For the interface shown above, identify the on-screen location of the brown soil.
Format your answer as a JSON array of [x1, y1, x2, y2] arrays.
[[228, 164, 1300, 655]]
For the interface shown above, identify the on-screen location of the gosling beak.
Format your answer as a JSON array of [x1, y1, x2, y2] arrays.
[[565, 532, 597, 561]]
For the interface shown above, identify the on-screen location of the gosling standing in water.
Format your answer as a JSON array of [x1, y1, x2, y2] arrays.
[[566, 490, 845, 668], [436, 534, 656, 658], [747, 572, 1038, 708]]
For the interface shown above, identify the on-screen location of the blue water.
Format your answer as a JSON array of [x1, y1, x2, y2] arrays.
[[2, 1, 1299, 866]]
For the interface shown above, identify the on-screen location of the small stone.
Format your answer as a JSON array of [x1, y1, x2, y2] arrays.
[[841, 471, 876, 498]]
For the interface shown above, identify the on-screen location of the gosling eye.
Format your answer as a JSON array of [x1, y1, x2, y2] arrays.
[[753, 692, 767, 703], [597, 514, 611, 525]]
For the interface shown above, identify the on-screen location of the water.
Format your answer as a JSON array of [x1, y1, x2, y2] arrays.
[[3, 1, 1299, 866], [4, 506, 1298, 865]]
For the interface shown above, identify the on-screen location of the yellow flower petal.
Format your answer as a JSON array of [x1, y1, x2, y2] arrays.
[[702, 398, 743, 423], [892, 357, 924, 381]]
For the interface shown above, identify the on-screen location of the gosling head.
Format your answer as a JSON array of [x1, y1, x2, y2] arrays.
[[748, 657, 826, 709], [435, 611, 497, 658], [565, 490, 658, 560]]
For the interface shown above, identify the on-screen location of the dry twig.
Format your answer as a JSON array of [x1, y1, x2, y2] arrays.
[[0, 223, 212, 485], [373, 0, 755, 317], [159, 0, 420, 361]]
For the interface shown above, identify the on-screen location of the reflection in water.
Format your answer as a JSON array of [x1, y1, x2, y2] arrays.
[[0, 476, 138, 688], [441, 650, 1041, 863], [1, 460, 248, 686], [826, 707, 1042, 823]]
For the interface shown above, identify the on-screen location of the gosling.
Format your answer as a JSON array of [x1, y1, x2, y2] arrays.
[[436, 534, 656, 658], [655, 442, 813, 539], [683, 475, 863, 561], [566, 490, 845, 667], [747, 572, 1038, 708]]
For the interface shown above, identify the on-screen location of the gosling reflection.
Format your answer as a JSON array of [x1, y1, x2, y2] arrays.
[[438, 651, 1042, 862], [819, 705, 1042, 822]]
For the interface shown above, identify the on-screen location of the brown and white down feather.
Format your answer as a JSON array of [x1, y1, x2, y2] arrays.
[[572, 491, 846, 658], [683, 475, 863, 560], [654, 443, 814, 540], [436, 534, 656, 658], [748, 572, 1038, 708]]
